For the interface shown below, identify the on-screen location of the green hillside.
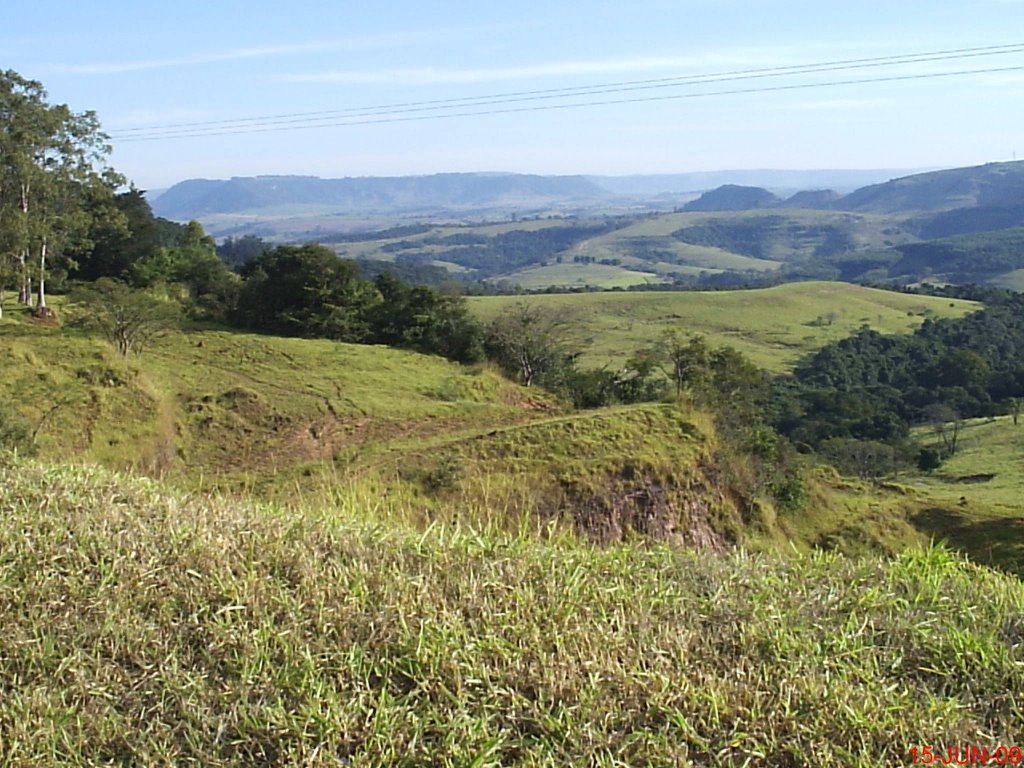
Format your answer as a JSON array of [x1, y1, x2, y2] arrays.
[[5, 290, 1024, 763], [0, 296, 988, 560], [151, 162, 1024, 292], [0, 313, 543, 487], [7, 289, 1014, 571], [301, 179, 1024, 290], [468, 282, 980, 371], [903, 415, 1024, 572], [0, 309, 761, 547], [497, 262, 669, 289], [890, 227, 1024, 282], [818, 227, 1024, 286]]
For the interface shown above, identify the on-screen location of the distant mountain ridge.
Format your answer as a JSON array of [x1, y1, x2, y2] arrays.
[[152, 162, 1024, 242], [836, 161, 1024, 213], [152, 173, 608, 220], [151, 169, 916, 223], [588, 169, 912, 196], [649, 161, 1024, 219]]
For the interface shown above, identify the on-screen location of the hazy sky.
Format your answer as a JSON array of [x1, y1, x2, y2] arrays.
[[4, 1, 1024, 189]]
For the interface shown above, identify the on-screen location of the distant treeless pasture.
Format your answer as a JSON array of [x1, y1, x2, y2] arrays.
[[468, 282, 980, 371]]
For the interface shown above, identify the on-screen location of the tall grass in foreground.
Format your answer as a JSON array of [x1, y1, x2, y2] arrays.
[[1, 457, 1022, 767]]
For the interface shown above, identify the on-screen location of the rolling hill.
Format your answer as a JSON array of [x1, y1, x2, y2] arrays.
[[2, 286, 1015, 576], [152, 169, 916, 227], [682, 184, 781, 211], [326, 210, 915, 289], [154, 162, 1024, 225], [587, 168, 908, 196], [835, 160, 1024, 213], [467, 282, 978, 371]]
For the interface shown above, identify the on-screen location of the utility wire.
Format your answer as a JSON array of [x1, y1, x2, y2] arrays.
[[111, 43, 1024, 142], [112, 42, 1024, 135], [121, 64, 1024, 139]]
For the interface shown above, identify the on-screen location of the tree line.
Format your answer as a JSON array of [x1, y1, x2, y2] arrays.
[[768, 291, 1024, 474]]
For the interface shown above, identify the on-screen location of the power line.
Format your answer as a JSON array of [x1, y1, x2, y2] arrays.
[[112, 42, 1024, 135], [122, 64, 1024, 139], [110, 43, 1024, 142]]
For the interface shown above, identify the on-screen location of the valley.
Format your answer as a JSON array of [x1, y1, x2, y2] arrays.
[[151, 161, 1024, 295]]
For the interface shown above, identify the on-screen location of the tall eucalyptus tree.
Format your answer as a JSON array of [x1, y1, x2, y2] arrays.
[[0, 70, 119, 315]]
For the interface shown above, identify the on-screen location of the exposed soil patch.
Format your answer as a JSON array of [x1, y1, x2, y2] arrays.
[[561, 472, 732, 551]]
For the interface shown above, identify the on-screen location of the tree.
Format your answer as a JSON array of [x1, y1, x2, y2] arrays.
[[368, 272, 483, 363], [924, 403, 963, 457], [655, 332, 712, 397], [76, 186, 157, 281], [235, 245, 378, 341], [822, 438, 896, 479], [0, 224, 16, 319], [217, 234, 269, 269], [0, 70, 119, 313], [485, 303, 577, 388], [129, 220, 239, 318], [68, 278, 180, 357]]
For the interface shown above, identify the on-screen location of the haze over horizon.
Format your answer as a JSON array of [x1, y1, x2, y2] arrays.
[[4, 1, 1024, 189]]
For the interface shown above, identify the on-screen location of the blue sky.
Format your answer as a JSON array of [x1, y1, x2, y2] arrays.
[[4, 0, 1024, 189]]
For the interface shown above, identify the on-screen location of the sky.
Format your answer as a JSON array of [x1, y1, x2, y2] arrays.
[[4, 0, 1024, 189]]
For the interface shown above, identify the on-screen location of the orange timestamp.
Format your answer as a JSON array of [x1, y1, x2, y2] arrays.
[[909, 746, 1023, 765]]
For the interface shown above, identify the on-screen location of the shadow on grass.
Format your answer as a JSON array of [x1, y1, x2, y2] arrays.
[[912, 506, 1024, 576]]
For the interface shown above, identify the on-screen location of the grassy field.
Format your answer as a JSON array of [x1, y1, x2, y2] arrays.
[[0, 306, 751, 546], [897, 415, 1024, 573], [7, 296, 1023, 577], [572, 215, 783, 274], [496, 262, 668, 289], [1, 457, 1021, 766], [468, 282, 980, 371], [0, 297, 991, 558]]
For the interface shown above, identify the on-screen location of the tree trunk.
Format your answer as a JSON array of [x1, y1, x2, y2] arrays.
[[18, 184, 32, 306], [37, 236, 47, 310], [18, 251, 31, 305]]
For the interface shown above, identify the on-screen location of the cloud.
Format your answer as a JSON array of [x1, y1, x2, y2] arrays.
[[273, 40, 989, 86], [51, 28, 484, 75], [275, 52, 792, 85]]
